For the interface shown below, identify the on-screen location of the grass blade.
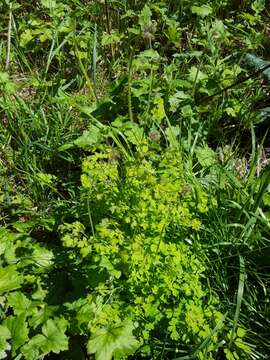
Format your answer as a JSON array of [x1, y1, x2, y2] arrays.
[[229, 255, 245, 347]]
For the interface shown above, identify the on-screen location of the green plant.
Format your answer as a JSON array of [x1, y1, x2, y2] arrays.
[[1, 0, 270, 359]]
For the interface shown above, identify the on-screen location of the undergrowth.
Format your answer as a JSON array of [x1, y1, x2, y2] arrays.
[[0, 0, 270, 359]]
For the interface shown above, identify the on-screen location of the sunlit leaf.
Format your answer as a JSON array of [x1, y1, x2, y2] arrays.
[[8, 292, 32, 316], [87, 321, 139, 360], [191, 5, 212, 17], [196, 146, 218, 167], [0, 325, 11, 360], [4, 315, 29, 352], [74, 126, 103, 149], [0, 266, 22, 294]]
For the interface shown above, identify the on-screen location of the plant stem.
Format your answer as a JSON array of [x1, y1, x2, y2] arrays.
[[128, 50, 134, 122], [5, 3, 12, 70]]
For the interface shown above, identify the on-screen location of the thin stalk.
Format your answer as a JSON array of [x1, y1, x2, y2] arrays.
[[75, 45, 95, 99], [45, 29, 72, 76], [5, 3, 12, 70], [45, 34, 72, 74], [145, 66, 154, 120], [93, 23, 98, 100], [128, 51, 134, 122], [104, 0, 114, 60], [87, 195, 95, 236], [199, 63, 270, 104], [109, 128, 133, 160], [160, 330, 169, 360], [104, 0, 111, 35], [45, 37, 56, 75], [192, 63, 201, 97], [229, 255, 245, 347]]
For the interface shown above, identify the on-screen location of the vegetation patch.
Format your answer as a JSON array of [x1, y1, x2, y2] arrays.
[[0, 0, 270, 359]]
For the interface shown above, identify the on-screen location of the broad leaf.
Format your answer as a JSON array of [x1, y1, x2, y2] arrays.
[[196, 146, 217, 167], [8, 292, 32, 316], [74, 126, 103, 149], [12, 220, 38, 233], [41, 0, 57, 8], [189, 66, 208, 83], [31, 246, 54, 269], [124, 123, 144, 146], [0, 265, 22, 294], [139, 5, 152, 28], [20, 29, 33, 47], [0, 325, 11, 360], [21, 335, 44, 360], [191, 5, 212, 17], [251, 0, 265, 13], [152, 97, 166, 122], [245, 53, 270, 81], [29, 305, 58, 329], [21, 318, 68, 359], [4, 315, 29, 352], [165, 126, 180, 147], [39, 318, 68, 354], [87, 321, 139, 360], [99, 256, 121, 279], [0, 72, 9, 83]]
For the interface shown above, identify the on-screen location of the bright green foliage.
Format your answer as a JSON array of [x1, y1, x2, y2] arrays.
[[191, 5, 213, 18], [8, 292, 32, 316], [20, 318, 68, 359], [0, 137, 257, 358], [4, 315, 29, 353], [71, 145, 225, 356], [196, 146, 218, 168], [0, 266, 22, 294], [87, 321, 139, 360], [0, 325, 11, 359], [31, 318, 68, 354], [59, 221, 91, 257], [0, 228, 68, 359]]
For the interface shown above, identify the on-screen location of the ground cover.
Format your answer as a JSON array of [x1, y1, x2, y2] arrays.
[[0, 1, 270, 359]]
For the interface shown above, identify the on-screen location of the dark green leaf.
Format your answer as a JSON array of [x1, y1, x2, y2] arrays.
[[245, 53, 270, 81]]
